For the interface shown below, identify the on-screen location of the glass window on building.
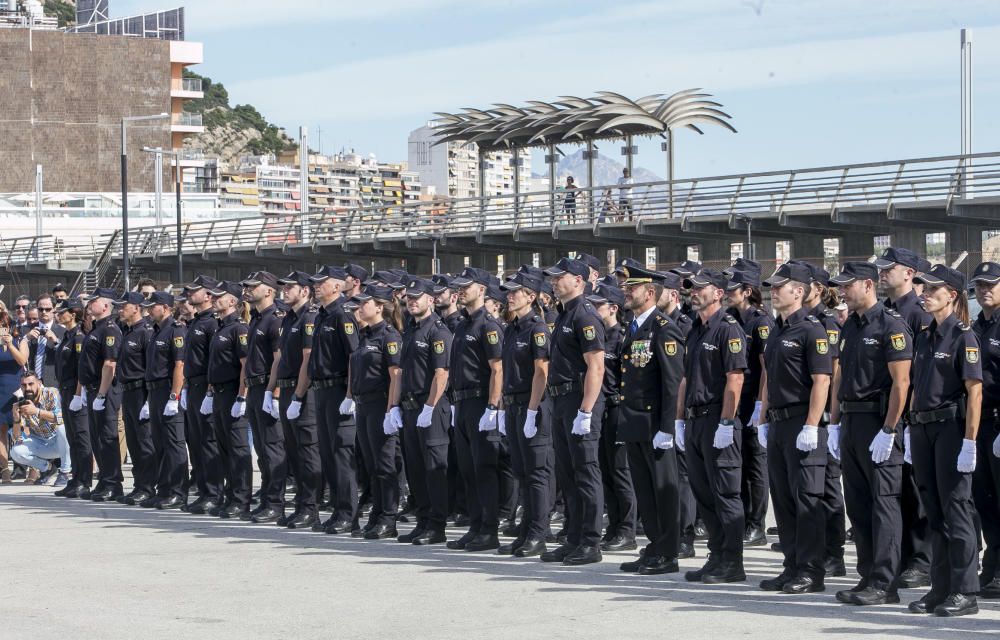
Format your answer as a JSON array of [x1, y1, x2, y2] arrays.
[[926, 232, 946, 265], [776, 240, 791, 267], [823, 238, 840, 275], [646, 247, 658, 270], [730, 243, 743, 262], [687, 245, 701, 264]]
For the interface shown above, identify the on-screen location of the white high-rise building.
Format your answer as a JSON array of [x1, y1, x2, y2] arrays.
[[408, 123, 531, 199]]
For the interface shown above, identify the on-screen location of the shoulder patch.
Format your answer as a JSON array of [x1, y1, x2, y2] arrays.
[[75, 343, 82, 353], [728, 338, 743, 353], [387, 341, 399, 355], [344, 322, 355, 335], [486, 330, 499, 345], [105, 336, 115, 347], [173, 336, 184, 348], [816, 338, 829, 355], [890, 333, 906, 351], [966, 347, 979, 363], [304, 323, 314, 336], [664, 340, 678, 356], [583, 325, 596, 341], [239, 333, 248, 346], [433, 340, 445, 354], [758, 325, 770, 340], [533, 332, 546, 347], [826, 329, 839, 345]]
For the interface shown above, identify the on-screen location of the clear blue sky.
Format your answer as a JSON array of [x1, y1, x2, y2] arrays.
[[119, 0, 1000, 179]]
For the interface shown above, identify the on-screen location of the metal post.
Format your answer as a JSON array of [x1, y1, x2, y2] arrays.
[[512, 147, 520, 220], [153, 149, 163, 226], [34, 164, 42, 237], [668, 129, 675, 218], [586, 140, 595, 220], [625, 134, 634, 174], [432, 237, 439, 274], [121, 121, 130, 291], [547, 144, 556, 224], [477, 148, 486, 220], [960, 28, 973, 196], [175, 163, 183, 284], [746, 217, 753, 260], [300, 126, 309, 242]]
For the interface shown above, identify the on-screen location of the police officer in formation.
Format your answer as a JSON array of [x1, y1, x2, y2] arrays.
[[42, 249, 1000, 618]]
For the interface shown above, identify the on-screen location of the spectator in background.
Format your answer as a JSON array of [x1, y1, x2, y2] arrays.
[[10, 370, 68, 486], [19, 293, 64, 384], [563, 176, 577, 223], [0, 306, 29, 484], [52, 284, 70, 302], [617, 168, 635, 221], [14, 295, 30, 335]]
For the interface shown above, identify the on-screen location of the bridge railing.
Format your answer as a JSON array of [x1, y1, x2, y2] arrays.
[[8, 151, 1000, 265]]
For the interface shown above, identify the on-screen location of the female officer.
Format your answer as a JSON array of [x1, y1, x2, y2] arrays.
[[347, 285, 404, 540], [906, 264, 982, 617], [726, 268, 773, 547], [54, 298, 90, 497], [203, 281, 251, 519], [499, 271, 552, 558], [590, 284, 637, 552]]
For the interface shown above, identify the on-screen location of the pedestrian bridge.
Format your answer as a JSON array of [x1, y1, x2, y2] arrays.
[[3, 151, 1000, 294]]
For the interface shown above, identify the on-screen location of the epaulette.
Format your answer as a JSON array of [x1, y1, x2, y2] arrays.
[[657, 316, 669, 326], [724, 314, 738, 324], [959, 322, 970, 331], [822, 309, 836, 317], [806, 315, 822, 324], [275, 310, 286, 318], [172, 320, 184, 327], [887, 309, 903, 319]]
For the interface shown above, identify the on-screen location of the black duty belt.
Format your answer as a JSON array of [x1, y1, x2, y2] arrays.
[[546, 381, 580, 397], [276, 378, 297, 389], [122, 379, 145, 391], [768, 403, 809, 422], [245, 374, 268, 388], [312, 375, 347, 389], [211, 379, 239, 391], [910, 403, 965, 425], [145, 378, 171, 390], [685, 403, 721, 420], [354, 390, 388, 404], [840, 400, 882, 414], [452, 388, 486, 402], [187, 375, 207, 386], [503, 391, 532, 406], [606, 395, 621, 407], [400, 393, 429, 411]]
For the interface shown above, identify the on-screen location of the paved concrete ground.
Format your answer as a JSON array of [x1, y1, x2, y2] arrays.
[[1, 484, 998, 639]]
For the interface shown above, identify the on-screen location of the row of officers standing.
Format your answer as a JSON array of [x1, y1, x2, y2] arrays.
[[43, 248, 1000, 618]]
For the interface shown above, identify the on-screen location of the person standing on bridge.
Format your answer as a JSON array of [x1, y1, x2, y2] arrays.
[[617, 168, 635, 221]]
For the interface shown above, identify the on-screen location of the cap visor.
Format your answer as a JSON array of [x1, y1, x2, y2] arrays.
[[970, 275, 1000, 284], [450, 277, 474, 286], [309, 274, 329, 282], [404, 288, 429, 297], [762, 277, 789, 288], [585, 295, 608, 304], [913, 274, 944, 286], [542, 267, 566, 276], [499, 281, 523, 291], [873, 259, 895, 269], [828, 274, 856, 285], [684, 276, 713, 288]]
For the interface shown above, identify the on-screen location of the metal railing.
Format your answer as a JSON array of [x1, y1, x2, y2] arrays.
[[174, 77, 203, 92], [172, 112, 202, 127], [6, 151, 1000, 272]]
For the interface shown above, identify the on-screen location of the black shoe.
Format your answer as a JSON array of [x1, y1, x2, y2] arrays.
[[465, 534, 500, 552], [364, 523, 398, 540], [760, 572, 795, 591], [156, 496, 186, 510], [187, 499, 218, 515], [276, 511, 293, 527], [139, 495, 159, 508], [541, 543, 577, 563], [835, 580, 869, 603], [980, 577, 1000, 599], [907, 592, 946, 614], [620, 556, 646, 572], [563, 545, 602, 566], [933, 593, 978, 617], [446, 530, 477, 550], [498, 537, 525, 555], [412, 529, 447, 545], [124, 491, 152, 506], [824, 557, 846, 577], [251, 507, 282, 524], [350, 526, 367, 538], [250, 503, 267, 517], [678, 541, 696, 559], [514, 537, 546, 558], [453, 513, 471, 528], [219, 503, 245, 519], [897, 566, 931, 589], [54, 483, 76, 497], [286, 512, 318, 529], [783, 575, 825, 594], [63, 485, 87, 499], [693, 520, 708, 540], [702, 561, 746, 584], [544, 531, 558, 544], [324, 519, 354, 535], [849, 586, 900, 606], [600, 534, 637, 552], [845, 527, 854, 542], [501, 519, 520, 537], [398, 527, 427, 543], [743, 526, 767, 547], [769, 541, 783, 553], [685, 556, 720, 582], [766, 526, 779, 535], [78, 487, 93, 500], [115, 493, 129, 504], [638, 556, 679, 575], [549, 510, 565, 524], [91, 487, 122, 502]]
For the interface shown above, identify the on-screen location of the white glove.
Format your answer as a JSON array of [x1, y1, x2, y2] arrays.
[[827, 423, 841, 461], [231, 398, 246, 418], [757, 422, 769, 449], [498, 410, 507, 436], [180, 388, 188, 411], [903, 426, 912, 465], [69, 394, 84, 412], [139, 402, 150, 421], [416, 404, 434, 428], [338, 397, 356, 415], [286, 399, 302, 420], [164, 398, 179, 417], [571, 410, 592, 436], [383, 412, 399, 435], [450, 405, 456, 428], [796, 425, 819, 452], [713, 422, 735, 449], [869, 429, 895, 464], [92, 395, 106, 411], [478, 406, 498, 432], [263, 390, 275, 415], [81, 388, 88, 403], [524, 409, 538, 439], [389, 406, 403, 430], [268, 398, 281, 420], [200, 394, 214, 415], [994, 433, 1000, 459], [653, 431, 674, 450], [958, 438, 977, 473], [675, 419, 686, 452], [750, 401, 762, 427]]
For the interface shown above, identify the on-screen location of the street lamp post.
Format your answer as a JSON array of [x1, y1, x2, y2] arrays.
[[121, 113, 169, 291], [143, 146, 186, 284]]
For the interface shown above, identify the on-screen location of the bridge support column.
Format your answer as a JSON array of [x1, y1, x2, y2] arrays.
[[947, 226, 983, 272], [841, 233, 876, 261], [754, 238, 777, 276], [890, 228, 927, 256], [791, 236, 824, 263]]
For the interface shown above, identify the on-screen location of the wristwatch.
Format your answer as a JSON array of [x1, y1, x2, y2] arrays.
[[236, 395, 246, 402], [720, 419, 735, 427], [881, 424, 897, 435], [487, 403, 498, 411], [169, 393, 179, 401]]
